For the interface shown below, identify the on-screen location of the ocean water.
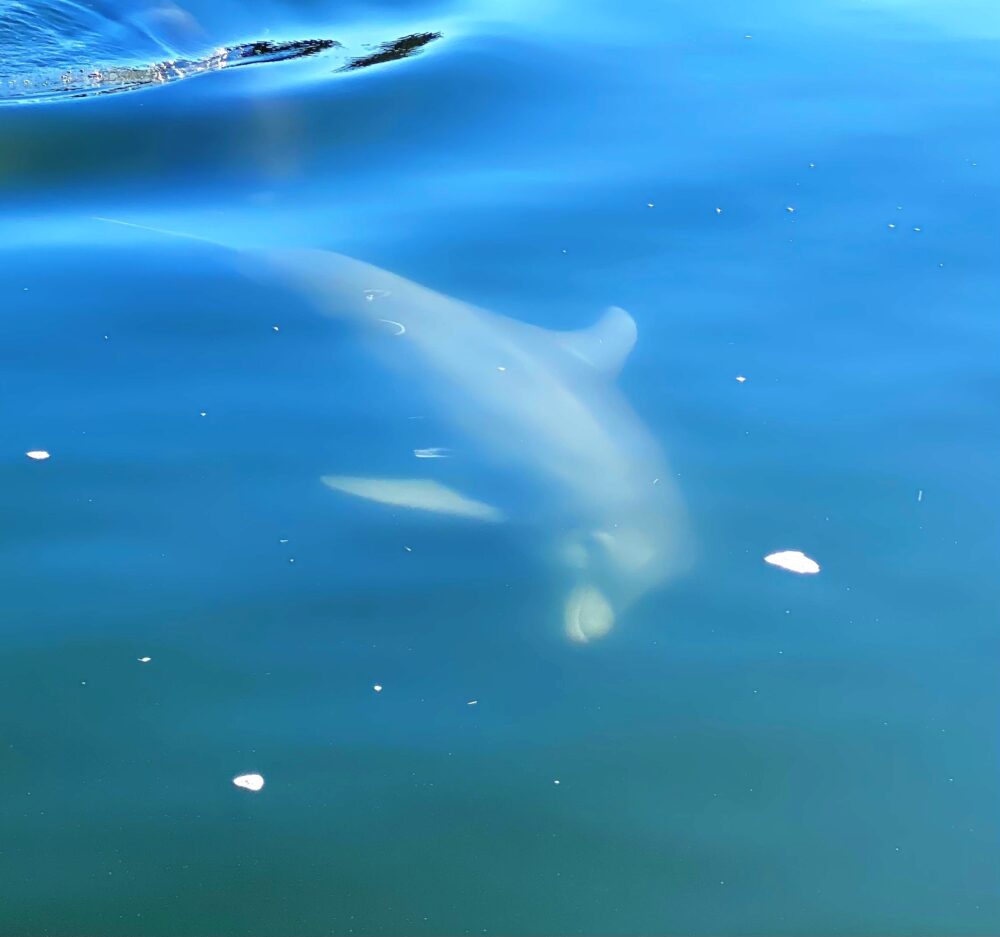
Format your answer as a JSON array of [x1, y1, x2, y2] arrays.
[[1, 0, 999, 934]]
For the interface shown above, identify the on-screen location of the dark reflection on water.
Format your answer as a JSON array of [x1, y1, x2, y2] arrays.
[[0, 0, 439, 104], [0, 37, 341, 104], [340, 31, 442, 71]]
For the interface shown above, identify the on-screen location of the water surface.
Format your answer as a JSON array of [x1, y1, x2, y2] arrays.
[[1, 0, 998, 934]]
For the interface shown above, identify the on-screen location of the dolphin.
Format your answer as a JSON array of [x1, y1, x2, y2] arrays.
[[92, 217, 689, 641], [241, 248, 690, 643]]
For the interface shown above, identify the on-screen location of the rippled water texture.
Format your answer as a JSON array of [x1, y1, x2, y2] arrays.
[[0, 0, 440, 102], [1, 0, 999, 934]]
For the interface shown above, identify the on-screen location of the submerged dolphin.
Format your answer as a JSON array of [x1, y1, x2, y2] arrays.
[[93, 217, 688, 641], [243, 248, 690, 643]]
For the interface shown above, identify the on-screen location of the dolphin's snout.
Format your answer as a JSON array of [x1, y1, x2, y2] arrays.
[[564, 585, 615, 644]]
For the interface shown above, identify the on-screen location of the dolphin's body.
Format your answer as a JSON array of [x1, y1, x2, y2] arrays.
[[247, 249, 689, 642]]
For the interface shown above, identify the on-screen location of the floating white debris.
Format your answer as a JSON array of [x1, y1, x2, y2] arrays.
[[279, 538, 288, 543], [715, 207, 723, 214], [913, 227, 922, 233], [785, 206, 796, 213], [373, 684, 383, 693], [496, 365, 506, 372], [467, 700, 478, 706], [808, 162, 816, 168], [888, 223, 896, 229], [764, 550, 820, 574], [272, 325, 280, 332], [25, 450, 50, 460], [647, 202, 655, 208], [403, 545, 413, 552], [413, 447, 450, 459], [917, 489, 924, 502], [232, 773, 264, 792], [199, 411, 207, 417], [137, 656, 151, 663], [735, 375, 747, 383], [553, 779, 561, 785]]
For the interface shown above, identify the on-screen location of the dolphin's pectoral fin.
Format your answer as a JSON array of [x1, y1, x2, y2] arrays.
[[557, 306, 637, 377], [320, 475, 503, 522]]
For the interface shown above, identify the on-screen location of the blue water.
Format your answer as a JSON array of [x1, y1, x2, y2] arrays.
[[1, 0, 999, 933]]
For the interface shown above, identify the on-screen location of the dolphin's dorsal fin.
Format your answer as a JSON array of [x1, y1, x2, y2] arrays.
[[557, 306, 637, 376]]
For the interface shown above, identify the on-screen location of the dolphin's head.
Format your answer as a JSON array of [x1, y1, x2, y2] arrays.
[[560, 502, 689, 644]]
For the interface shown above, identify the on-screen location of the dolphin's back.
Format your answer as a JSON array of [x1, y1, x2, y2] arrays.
[[241, 248, 481, 331], [246, 248, 662, 492]]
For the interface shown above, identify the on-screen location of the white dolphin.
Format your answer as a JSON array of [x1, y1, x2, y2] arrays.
[[243, 248, 690, 643], [93, 218, 689, 642]]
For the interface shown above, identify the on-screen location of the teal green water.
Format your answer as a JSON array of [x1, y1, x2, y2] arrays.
[[1, 0, 999, 934]]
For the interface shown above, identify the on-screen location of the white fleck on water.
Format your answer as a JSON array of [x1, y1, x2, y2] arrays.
[[764, 550, 820, 574]]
